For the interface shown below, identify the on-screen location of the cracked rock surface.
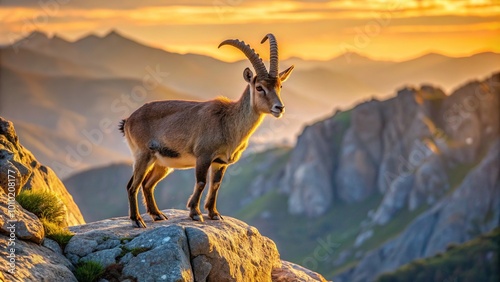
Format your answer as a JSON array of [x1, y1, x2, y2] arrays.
[[66, 209, 327, 282]]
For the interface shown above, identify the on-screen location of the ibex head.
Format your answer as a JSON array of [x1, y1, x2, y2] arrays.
[[219, 34, 294, 118]]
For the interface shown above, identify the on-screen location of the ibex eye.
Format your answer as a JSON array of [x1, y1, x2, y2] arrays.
[[256, 86, 264, 92]]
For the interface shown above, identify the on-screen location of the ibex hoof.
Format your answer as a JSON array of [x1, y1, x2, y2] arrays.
[[192, 214, 204, 222], [131, 218, 147, 228], [151, 212, 168, 221], [210, 214, 223, 220]]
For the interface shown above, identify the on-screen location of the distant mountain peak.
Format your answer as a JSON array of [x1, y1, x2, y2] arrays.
[[51, 34, 70, 44], [104, 29, 121, 38], [28, 30, 50, 39], [73, 29, 130, 45], [419, 52, 450, 59], [12, 30, 51, 49], [342, 51, 369, 59], [330, 51, 380, 64], [75, 33, 100, 42], [286, 56, 306, 61], [74, 32, 105, 48], [102, 29, 132, 42]]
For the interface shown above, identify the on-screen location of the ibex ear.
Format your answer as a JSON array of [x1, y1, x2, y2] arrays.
[[279, 65, 294, 82], [243, 67, 253, 83]]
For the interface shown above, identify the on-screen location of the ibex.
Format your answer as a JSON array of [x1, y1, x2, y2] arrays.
[[119, 34, 294, 228]]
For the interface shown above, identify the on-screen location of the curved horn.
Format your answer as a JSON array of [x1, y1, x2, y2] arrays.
[[219, 39, 268, 78], [261, 33, 278, 77]]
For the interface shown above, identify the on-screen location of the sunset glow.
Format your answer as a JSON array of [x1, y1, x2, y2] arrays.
[[1, 0, 499, 61]]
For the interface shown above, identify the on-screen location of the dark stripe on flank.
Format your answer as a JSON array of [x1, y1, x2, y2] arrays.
[[148, 140, 180, 158], [158, 147, 180, 158]]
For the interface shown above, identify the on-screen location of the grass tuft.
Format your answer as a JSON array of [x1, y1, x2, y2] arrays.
[[74, 261, 105, 282], [130, 247, 151, 256], [16, 190, 66, 225], [117, 246, 151, 260], [41, 218, 74, 247], [16, 190, 73, 247]]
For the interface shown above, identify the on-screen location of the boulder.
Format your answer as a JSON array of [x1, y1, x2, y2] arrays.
[[185, 218, 280, 282], [0, 207, 75, 282], [272, 260, 328, 282], [0, 182, 75, 281], [0, 117, 85, 226], [0, 188, 44, 244], [66, 209, 327, 282], [0, 238, 77, 282]]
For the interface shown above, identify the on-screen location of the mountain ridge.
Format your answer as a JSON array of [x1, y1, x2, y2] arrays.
[[15, 30, 500, 64]]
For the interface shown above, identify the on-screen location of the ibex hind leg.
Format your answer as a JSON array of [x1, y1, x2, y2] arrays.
[[142, 164, 172, 221], [128, 153, 154, 228]]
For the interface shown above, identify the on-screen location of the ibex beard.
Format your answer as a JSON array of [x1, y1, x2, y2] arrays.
[[120, 34, 294, 228]]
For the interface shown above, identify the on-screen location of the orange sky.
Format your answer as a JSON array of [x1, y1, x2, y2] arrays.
[[1, 0, 499, 61]]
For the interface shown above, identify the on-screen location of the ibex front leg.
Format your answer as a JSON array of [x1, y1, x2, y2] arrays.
[[187, 156, 211, 222], [205, 164, 227, 220]]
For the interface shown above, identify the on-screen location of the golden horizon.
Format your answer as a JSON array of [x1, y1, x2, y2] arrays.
[[1, 0, 499, 62], [5, 28, 500, 64]]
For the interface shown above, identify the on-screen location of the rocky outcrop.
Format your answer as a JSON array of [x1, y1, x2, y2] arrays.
[[0, 236, 77, 282], [0, 117, 84, 281], [0, 188, 76, 281], [335, 139, 500, 282], [0, 189, 45, 244], [371, 74, 498, 225], [65, 209, 327, 282], [336, 100, 383, 203], [273, 260, 328, 282], [1, 200, 327, 282], [0, 117, 85, 226], [282, 73, 499, 220]]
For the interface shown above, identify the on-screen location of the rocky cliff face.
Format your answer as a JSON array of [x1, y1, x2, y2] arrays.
[[278, 73, 499, 280], [335, 139, 500, 281], [284, 73, 499, 218], [283, 111, 349, 216], [0, 117, 84, 226]]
